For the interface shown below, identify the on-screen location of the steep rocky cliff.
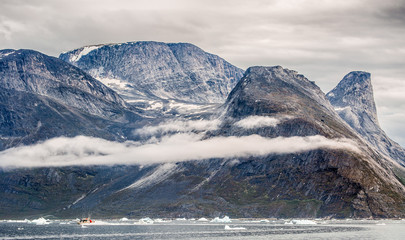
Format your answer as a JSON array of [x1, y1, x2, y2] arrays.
[[327, 72, 405, 166]]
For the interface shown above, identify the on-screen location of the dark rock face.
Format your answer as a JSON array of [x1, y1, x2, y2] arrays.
[[205, 66, 405, 218], [327, 72, 405, 166], [0, 87, 122, 150], [59, 42, 244, 103]]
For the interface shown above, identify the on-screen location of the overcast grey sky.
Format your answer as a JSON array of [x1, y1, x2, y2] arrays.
[[1, 0, 404, 146]]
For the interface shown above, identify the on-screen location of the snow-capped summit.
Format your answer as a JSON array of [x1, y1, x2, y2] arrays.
[[327, 71, 405, 165], [59, 41, 244, 103]]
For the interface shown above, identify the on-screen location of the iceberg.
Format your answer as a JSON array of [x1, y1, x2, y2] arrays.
[[210, 216, 231, 223], [31, 217, 50, 225]]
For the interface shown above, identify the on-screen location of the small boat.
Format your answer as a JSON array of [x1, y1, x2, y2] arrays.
[[78, 218, 94, 225]]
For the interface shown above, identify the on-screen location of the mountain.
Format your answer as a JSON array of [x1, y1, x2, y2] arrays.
[[0, 49, 130, 119], [326, 71, 405, 166], [0, 49, 142, 150], [59, 41, 244, 104], [1, 42, 405, 219], [3, 66, 404, 219]]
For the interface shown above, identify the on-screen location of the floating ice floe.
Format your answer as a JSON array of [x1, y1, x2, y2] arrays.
[[285, 219, 317, 225], [294, 219, 317, 225], [197, 217, 209, 222], [31, 217, 51, 225], [211, 216, 231, 223], [119, 217, 129, 221], [153, 218, 171, 223], [224, 225, 246, 230], [6, 219, 30, 223]]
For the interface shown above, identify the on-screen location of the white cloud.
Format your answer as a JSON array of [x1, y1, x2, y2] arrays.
[[234, 115, 290, 129], [0, 134, 360, 169]]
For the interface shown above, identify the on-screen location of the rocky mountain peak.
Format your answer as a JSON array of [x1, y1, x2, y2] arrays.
[[226, 66, 336, 121], [327, 71, 405, 165], [327, 71, 378, 125]]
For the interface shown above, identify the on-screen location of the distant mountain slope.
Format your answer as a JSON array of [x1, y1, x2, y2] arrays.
[[0, 49, 142, 150], [59, 41, 244, 103], [327, 72, 405, 166], [0, 49, 130, 119], [0, 87, 121, 150]]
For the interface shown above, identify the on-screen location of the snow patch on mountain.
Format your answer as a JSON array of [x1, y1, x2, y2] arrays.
[[0, 50, 15, 59], [69, 45, 102, 62]]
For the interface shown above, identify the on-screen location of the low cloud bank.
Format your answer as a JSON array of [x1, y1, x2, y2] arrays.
[[0, 134, 360, 168]]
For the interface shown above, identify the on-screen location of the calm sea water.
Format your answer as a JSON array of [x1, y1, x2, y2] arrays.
[[0, 219, 404, 240]]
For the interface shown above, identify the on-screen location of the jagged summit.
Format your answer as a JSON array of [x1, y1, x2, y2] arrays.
[[225, 66, 343, 133], [59, 41, 244, 103], [327, 71, 405, 165], [327, 71, 378, 126]]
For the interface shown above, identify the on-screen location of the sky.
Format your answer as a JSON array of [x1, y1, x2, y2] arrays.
[[0, 0, 404, 146]]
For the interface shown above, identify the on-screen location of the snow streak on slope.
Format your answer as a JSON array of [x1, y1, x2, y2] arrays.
[[69, 46, 102, 62], [119, 163, 178, 192]]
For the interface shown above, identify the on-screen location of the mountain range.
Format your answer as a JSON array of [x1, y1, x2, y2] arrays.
[[0, 41, 404, 219]]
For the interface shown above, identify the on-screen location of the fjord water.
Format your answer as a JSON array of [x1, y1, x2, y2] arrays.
[[1, 219, 404, 240]]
